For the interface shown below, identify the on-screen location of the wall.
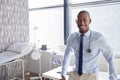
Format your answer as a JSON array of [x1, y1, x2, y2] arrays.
[[0, 0, 29, 79], [0, 0, 29, 52]]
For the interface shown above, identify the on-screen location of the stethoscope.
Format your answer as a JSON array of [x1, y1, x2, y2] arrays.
[[86, 30, 92, 53]]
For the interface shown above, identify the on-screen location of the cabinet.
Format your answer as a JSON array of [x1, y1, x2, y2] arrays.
[[26, 49, 64, 74]]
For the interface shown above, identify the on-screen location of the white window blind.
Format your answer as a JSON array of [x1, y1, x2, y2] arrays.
[[70, 0, 101, 4], [71, 2, 120, 52], [29, 0, 63, 9], [29, 7, 64, 48]]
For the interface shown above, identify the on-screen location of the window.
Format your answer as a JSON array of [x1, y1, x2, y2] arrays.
[[29, 1, 64, 49], [70, 0, 101, 4], [29, 0, 63, 8], [29, 0, 120, 52], [70, 1, 120, 52]]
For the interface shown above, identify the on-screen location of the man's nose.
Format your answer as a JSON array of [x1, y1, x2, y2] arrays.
[[81, 20, 84, 25]]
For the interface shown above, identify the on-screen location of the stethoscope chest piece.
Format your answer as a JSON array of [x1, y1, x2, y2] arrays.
[[87, 48, 91, 53], [86, 30, 92, 53]]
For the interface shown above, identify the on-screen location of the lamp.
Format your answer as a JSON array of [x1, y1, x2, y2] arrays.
[[31, 48, 41, 60], [30, 47, 42, 80], [33, 26, 40, 48], [30, 26, 42, 80]]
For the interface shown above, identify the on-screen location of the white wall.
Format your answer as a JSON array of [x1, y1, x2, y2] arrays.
[[0, 0, 29, 52]]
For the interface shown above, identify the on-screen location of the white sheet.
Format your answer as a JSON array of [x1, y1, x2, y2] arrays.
[[0, 47, 33, 65]]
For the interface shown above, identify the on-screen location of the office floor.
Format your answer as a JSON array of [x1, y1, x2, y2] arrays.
[[24, 72, 48, 80], [15, 72, 39, 80], [25, 72, 39, 80]]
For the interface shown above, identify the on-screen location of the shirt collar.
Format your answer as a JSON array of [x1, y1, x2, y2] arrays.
[[79, 29, 91, 37]]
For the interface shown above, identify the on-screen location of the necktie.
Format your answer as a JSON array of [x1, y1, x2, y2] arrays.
[[78, 34, 84, 75]]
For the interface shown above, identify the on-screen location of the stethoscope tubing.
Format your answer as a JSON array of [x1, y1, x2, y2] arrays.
[[87, 30, 92, 53]]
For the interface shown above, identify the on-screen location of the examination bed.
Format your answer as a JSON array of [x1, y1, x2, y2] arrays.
[[0, 42, 33, 80]]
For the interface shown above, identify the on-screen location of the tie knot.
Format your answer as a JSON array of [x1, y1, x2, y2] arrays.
[[80, 34, 84, 37]]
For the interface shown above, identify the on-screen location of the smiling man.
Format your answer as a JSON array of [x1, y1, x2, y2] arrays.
[[60, 10, 117, 80]]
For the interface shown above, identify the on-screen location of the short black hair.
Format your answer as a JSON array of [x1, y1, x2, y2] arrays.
[[77, 10, 90, 18]]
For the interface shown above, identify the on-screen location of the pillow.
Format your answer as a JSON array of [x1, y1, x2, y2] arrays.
[[7, 42, 33, 53]]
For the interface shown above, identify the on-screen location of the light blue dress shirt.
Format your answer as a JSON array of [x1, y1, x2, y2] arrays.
[[61, 30, 117, 80]]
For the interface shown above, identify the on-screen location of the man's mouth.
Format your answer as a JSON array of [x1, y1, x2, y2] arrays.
[[80, 25, 84, 28]]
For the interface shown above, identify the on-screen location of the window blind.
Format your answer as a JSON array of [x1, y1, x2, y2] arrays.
[[29, 7, 64, 48]]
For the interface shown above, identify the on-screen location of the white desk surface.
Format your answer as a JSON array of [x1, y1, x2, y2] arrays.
[[42, 66, 73, 80], [42, 66, 119, 80]]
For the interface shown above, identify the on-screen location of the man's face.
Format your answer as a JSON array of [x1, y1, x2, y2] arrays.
[[76, 12, 91, 34]]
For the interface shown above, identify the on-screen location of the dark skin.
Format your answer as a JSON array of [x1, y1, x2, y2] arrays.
[[60, 11, 91, 80], [77, 11, 91, 34]]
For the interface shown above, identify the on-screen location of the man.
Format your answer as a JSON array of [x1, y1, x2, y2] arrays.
[[60, 10, 117, 80]]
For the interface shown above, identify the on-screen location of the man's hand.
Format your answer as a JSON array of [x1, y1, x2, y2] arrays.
[[60, 76, 66, 80]]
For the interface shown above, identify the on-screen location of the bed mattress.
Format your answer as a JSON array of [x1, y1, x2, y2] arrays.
[[0, 48, 33, 65]]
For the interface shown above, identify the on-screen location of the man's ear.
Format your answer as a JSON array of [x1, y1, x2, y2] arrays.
[[89, 18, 91, 24]]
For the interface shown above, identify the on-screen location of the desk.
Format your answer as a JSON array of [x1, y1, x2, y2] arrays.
[[42, 66, 73, 80], [42, 66, 119, 80]]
